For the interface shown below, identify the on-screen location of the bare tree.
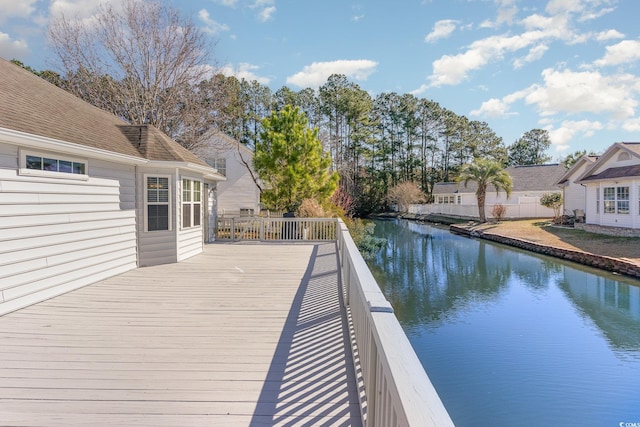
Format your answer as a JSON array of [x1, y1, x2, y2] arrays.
[[387, 181, 426, 213], [48, 0, 218, 150]]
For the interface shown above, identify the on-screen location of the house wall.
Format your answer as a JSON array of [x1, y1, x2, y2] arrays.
[[584, 181, 640, 229], [0, 142, 138, 315], [561, 161, 591, 215], [217, 149, 260, 216], [136, 167, 207, 266]]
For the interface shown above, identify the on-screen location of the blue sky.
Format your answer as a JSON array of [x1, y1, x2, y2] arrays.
[[1, 0, 639, 158]]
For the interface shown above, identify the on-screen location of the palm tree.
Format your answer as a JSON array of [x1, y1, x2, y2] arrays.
[[458, 159, 512, 222]]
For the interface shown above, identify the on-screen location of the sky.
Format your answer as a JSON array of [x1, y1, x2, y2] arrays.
[[1, 0, 640, 159]]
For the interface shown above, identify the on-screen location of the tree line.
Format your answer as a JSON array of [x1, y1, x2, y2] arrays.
[[16, 0, 572, 216]]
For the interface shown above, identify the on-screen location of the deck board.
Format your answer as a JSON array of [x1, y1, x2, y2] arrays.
[[0, 242, 362, 426]]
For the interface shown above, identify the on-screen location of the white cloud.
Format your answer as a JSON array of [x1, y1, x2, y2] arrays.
[[513, 44, 549, 69], [480, 0, 518, 28], [622, 117, 640, 132], [0, 0, 38, 22], [287, 59, 378, 89], [470, 98, 513, 118], [594, 40, 640, 67], [0, 31, 29, 60], [198, 9, 230, 34], [249, 0, 276, 22], [258, 6, 276, 22], [546, 120, 604, 151], [424, 20, 458, 43], [426, 0, 624, 88], [49, 0, 108, 20], [595, 29, 624, 41], [428, 33, 540, 86], [351, 14, 364, 22], [545, 0, 614, 22], [525, 68, 639, 119], [219, 62, 270, 84]]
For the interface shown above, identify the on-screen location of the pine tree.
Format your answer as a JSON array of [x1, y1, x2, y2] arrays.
[[254, 105, 339, 212]]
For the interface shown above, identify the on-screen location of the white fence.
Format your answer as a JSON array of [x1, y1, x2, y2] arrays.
[[216, 217, 337, 241], [336, 219, 454, 427], [409, 199, 555, 219]]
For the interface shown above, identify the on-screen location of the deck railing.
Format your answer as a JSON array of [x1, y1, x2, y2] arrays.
[[216, 217, 337, 241], [215, 216, 453, 426], [336, 219, 454, 427]]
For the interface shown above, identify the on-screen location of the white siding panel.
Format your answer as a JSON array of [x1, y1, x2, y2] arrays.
[[0, 263, 135, 316], [177, 227, 203, 261], [0, 218, 134, 241], [0, 235, 136, 270], [138, 231, 177, 267], [0, 142, 138, 314], [2, 250, 137, 301]]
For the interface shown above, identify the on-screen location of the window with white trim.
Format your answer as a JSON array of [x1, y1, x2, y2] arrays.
[[596, 187, 600, 214], [617, 186, 630, 214], [436, 195, 455, 204], [182, 178, 202, 228], [603, 186, 629, 214], [146, 176, 170, 231], [19, 149, 88, 179]]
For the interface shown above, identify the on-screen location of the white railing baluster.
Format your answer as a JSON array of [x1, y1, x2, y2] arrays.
[[335, 218, 454, 427], [213, 216, 453, 426]]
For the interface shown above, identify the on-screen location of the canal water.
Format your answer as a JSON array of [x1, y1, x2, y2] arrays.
[[367, 219, 640, 427]]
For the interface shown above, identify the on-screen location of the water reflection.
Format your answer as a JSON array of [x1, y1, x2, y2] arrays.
[[559, 269, 640, 352], [367, 219, 640, 426]]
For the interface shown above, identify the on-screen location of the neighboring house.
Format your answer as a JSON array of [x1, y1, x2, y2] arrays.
[[198, 133, 261, 218], [576, 142, 640, 231], [555, 155, 598, 218], [0, 59, 224, 315], [411, 164, 567, 219]]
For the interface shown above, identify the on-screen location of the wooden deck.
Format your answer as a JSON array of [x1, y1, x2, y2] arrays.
[[0, 242, 362, 426]]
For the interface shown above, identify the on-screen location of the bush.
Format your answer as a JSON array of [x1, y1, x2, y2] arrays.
[[296, 198, 326, 218], [344, 218, 386, 260], [491, 204, 507, 222], [386, 181, 426, 212], [540, 192, 563, 220]]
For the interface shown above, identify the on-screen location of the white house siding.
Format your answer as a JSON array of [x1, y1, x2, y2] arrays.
[[584, 181, 640, 229], [559, 161, 592, 215], [216, 150, 260, 216], [0, 142, 138, 315], [563, 184, 586, 215], [177, 227, 203, 261]]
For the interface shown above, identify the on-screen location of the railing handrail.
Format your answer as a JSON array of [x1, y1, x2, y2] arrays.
[[336, 218, 454, 427], [216, 217, 338, 241], [215, 216, 454, 425]]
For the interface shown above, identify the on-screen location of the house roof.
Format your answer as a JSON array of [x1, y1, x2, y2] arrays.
[[432, 182, 459, 194], [576, 142, 640, 184], [0, 58, 212, 169], [579, 165, 640, 182], [556, 155, 598, 186], [437, 163, 567, 194]]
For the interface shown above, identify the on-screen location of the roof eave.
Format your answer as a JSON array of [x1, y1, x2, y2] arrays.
[[0, 127, 147, 165], [146, 160, 226, 181]]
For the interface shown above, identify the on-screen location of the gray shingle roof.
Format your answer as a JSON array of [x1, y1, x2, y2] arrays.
[[434, 163, 567, 194], [0, 58, 210, 168], [580, 164, 640, 181]]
